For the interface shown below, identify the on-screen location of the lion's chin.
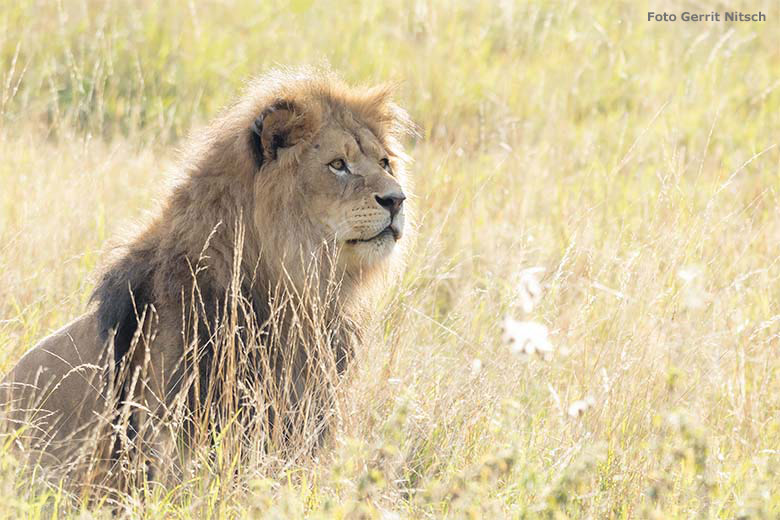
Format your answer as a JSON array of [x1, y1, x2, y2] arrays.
[[342, 228, 398, 268]]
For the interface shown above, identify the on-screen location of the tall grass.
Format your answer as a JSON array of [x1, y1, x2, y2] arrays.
[[1, 0, 779, 517]]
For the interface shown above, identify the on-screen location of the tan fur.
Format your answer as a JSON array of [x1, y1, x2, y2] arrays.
[[0, 68, 415, 484]]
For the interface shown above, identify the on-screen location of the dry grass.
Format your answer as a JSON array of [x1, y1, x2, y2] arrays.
[[1, 0, 780, 517]]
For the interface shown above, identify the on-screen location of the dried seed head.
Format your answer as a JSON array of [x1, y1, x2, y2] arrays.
[[567, 396, 595, 418], [517, 266, 545, 314], [677, 265, 702, 283], [502, 316, 554, 359]]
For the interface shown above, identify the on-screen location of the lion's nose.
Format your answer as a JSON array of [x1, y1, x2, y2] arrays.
[[375, 191, 406, 218]]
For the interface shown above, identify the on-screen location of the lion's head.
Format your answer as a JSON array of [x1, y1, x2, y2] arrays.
[[190, 69, 416, 293]]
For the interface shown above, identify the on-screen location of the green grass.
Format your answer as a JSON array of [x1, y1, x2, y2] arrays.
[[1, 0, 780, 517]]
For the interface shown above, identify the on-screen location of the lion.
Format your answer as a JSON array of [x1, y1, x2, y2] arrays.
[[0, 68, 414, 486]]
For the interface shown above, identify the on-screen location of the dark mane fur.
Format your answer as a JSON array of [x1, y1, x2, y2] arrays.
[[91, 249, 155, 367]]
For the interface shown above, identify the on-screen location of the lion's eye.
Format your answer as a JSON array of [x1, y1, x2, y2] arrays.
[[379, 157, 391, 171], [328, 158, 348, 175]]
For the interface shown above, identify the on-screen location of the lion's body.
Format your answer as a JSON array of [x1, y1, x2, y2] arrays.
[[3, 313, 107, 467], [1, 69, 413, 484]]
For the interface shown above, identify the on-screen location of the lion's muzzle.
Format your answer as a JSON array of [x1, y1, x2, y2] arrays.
[[375, 190, 405, 241]]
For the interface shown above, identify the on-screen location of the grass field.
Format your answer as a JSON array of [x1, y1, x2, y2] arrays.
[[1, 0, 779, 517]]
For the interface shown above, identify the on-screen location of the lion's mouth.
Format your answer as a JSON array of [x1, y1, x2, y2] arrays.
[[347, 225, 401, 244]]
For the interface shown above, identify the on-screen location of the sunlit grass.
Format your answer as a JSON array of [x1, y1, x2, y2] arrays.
[[1, 0, 779, 517]]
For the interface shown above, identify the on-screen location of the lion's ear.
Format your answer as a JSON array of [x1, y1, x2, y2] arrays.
[[250, 100, 306, 168]]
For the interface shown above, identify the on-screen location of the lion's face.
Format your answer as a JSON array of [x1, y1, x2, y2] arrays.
[[247, 83, 414, 282], [250, 96, 409, 276], [297, 122, 406, 269]]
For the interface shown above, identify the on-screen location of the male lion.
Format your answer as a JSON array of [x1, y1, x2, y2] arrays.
[[1, 69, 414, 486]]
